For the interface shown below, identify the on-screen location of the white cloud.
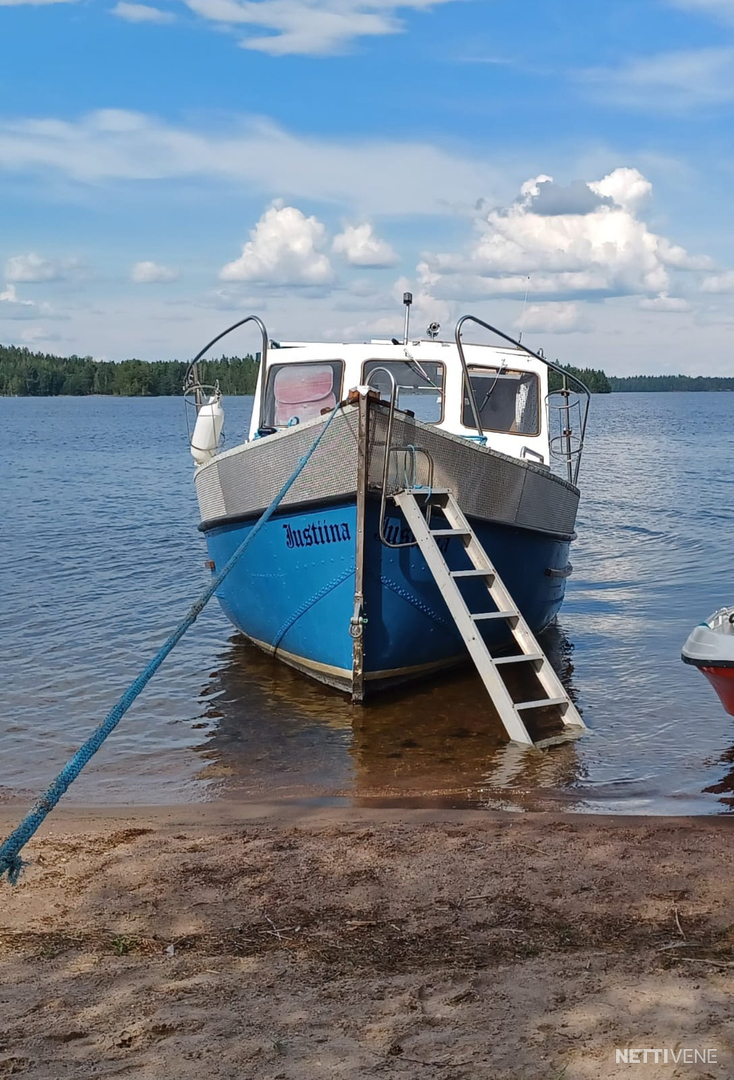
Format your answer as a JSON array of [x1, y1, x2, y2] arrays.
[[0, 283, 63, 321], [420, 168, 712, 304], [4, 252, 73, 283], [639, 293, 691, 311], [0, 283, 34, 316], [332, 223, 398, 267], [517, 302, 587, 334], [0, 109, 499, 216], [112, 2, 175, 22], [580, 48, 734, 111], [700, 270, 734, 292], [18, 326, 64, 345], [669, 0, 734, 22], [131, 260, 180, 283], [183, 0, 457, 56], [588, 167, 652, 212], [220, 202, 334, 285], [656, 238, 712, 270]]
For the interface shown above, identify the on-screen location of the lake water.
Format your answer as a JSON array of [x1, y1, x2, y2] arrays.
[[2, 392, 734, 814]]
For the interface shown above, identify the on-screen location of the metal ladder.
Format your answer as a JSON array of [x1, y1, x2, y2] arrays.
[[393, 488, 587, 748]]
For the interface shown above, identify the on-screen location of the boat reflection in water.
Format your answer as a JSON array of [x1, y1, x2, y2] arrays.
[[703, 744, 734, 812], [193, 622, 585, 810]]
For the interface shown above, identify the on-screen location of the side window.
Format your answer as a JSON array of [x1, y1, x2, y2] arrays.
[[263, 361, 343, 427], [362, 360, 444, 424], [463, 368, 540, 435]]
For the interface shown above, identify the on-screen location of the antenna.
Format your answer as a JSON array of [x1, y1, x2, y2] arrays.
[[403, 291, 413, 345], [518, 275, 530, 344]]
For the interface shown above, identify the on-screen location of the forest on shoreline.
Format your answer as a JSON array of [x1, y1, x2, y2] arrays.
[[0, 345, 259, 397], [0, 343, 731, 396]]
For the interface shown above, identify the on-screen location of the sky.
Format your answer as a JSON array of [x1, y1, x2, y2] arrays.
[[2, 0, 734, 374]]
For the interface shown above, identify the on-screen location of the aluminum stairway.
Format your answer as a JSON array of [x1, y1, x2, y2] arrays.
[[393, 488, 587, 748]]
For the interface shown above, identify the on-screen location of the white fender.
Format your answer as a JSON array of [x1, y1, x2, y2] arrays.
[[191, 394, 224, 464]]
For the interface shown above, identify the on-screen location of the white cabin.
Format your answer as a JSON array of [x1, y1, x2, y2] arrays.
[[249, 338, 552, 467]]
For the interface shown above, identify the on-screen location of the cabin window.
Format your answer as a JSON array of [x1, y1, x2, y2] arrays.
[[462, 367, 540, 436], [263, 361, 344, 427], [362, 360, 445, 424]]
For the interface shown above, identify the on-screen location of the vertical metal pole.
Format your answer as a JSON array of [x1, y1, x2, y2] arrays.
[[256, 343, 269, 430], [562, 374, 572, 484], [454, 317, 484, 439], [403, 291, 412, 345], [351, 390, 369, 703], [191, 362, 203, 412], [365, 368, 398, 547]]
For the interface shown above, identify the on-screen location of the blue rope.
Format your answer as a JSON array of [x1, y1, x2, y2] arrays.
[[0, 405, 343, 884]]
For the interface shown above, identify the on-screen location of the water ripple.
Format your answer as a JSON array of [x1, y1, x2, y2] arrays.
[[2, 392, 734, 813]]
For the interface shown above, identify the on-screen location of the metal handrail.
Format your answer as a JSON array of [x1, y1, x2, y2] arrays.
[[454, 317, 485, 438], [183, 380, 222, 454], [455, 314, 591, 485], [367, 367, 400, 547], [184, 314, 268, 415], [366, 367, 435, 548]]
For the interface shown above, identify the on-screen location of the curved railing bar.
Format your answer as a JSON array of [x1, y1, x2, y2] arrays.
[[455, 314, 591, 485], [454, 316, 485, 438], [366, 366, 436, 548], [366, 367, 402, 547], [184, 315, 269, 415]]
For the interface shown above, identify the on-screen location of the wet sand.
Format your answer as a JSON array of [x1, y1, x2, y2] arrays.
[[1, 805, 733, 1078]]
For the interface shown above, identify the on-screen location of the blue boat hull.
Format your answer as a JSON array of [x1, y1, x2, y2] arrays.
[[203, 497, 571, 695]]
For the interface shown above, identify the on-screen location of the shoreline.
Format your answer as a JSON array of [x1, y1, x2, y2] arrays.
[[3, 799, 734, 829], [2, 806, 733, 1078]]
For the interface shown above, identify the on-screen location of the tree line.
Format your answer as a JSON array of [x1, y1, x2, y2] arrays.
[[537, 366, 734, 394], [2, 342, 732, 396], [606, 374, 734, 392], [551, 365, 611, 394], [0, 344, 616, 397], [0, 344, 260, 397]]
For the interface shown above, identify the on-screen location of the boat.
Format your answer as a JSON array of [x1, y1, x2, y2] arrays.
[[184, 295, 590, 716], [682, 608, 734, 715]]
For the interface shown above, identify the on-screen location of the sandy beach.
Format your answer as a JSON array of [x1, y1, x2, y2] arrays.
[[0, 805, 732, 1078]]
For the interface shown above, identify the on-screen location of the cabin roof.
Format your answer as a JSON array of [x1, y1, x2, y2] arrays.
[[266, 338, 535, 369]]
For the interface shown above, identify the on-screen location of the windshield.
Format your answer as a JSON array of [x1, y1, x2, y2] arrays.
[[363, 359, 445, 424], [263, 361, 343, 427], [462, 367, 539, 435]]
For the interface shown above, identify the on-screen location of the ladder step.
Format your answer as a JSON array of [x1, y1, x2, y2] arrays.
[[516, 697, 568, 711], [494, 652, 544, 666], [391, 486, 586, 747], [534, 731, 584, 750]]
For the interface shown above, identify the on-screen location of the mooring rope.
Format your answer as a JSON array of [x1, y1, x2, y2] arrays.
[[0, 404, 343, 884]]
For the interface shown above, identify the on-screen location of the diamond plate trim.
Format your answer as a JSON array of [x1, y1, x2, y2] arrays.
[[195, 400, 579, 539]]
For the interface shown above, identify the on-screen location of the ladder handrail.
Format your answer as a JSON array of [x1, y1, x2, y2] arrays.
[[365, 367, 398, 549], [365, 367, 436, 548], [455, 314, 591, 485], [366, 367, 414, 548]]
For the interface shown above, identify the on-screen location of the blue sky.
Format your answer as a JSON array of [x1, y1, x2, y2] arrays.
[[2, 0, 734, 372]]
